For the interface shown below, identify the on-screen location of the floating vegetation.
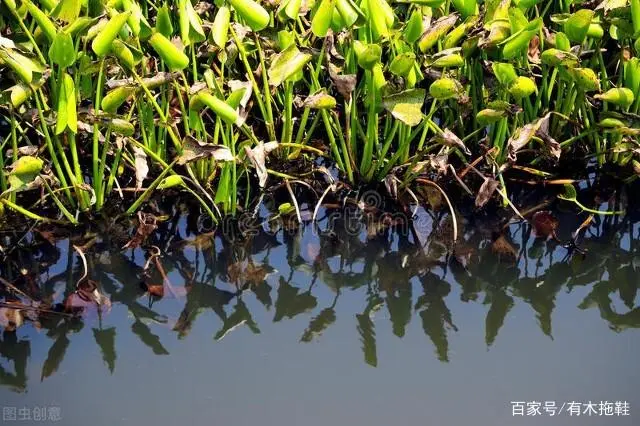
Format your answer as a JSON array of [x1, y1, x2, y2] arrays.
[[1, 0, 639, 225]]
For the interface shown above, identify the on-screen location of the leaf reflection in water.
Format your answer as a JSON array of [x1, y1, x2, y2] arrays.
[[1, 200, 640, 389]]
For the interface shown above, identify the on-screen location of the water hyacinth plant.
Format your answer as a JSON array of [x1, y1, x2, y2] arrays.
[[0, 0, 637, 224]]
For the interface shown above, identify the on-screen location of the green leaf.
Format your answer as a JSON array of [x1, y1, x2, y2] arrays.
[[382, 89, 426, 126], [571, 67, 601, 92], [178, 0, 206, 46], [24, 0, 57, 43], [389, 52, 416, 77], [560, 183, 577, 201], [148, 32, 189, 71], [418, 14, 458, 52], [451, 0, 476, 18], [268, 44, 312, 86], [189, 91, 239, 125], [403, 9, 423, 44], [7, 156, 44, 192], [564, 9, 594, 43], [92, 11, 131, 57], [158, 175, 185, 190], [303, 91, 337, 109], [51, 0, 81, 23], [156, 4, 174, 38], [102, 86, 136, 113], [0, 47, 44, 84], [492, 62, 518, 87], [502, 18, 542, 59], [49, 31, 76, 68], [312, 0, 335, 37], [354, 41, 382, 70], [595, 88, 635, 108], [429, 78, 461, 100], [229, 0, 270, 32], [212, 6, 230, 48], [509, 76, 537, 99], [55, 73, 77, 134]]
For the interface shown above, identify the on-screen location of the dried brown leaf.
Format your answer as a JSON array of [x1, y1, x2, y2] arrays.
[[177, 136, 235, 165], [328, 63, 357, 101], [438, 129, 471, 155], [475, 178, 500, 208], [244, 141, 279, 188], [132, 146, 148, 190], [531, 211, 559, 240]]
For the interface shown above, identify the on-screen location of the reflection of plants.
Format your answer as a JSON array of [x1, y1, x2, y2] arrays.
[[1, 204, 640, 389]]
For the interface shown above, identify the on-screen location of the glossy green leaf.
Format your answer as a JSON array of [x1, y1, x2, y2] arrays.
[[382, 89, 426, 126], [268, 44, 312, 86], [92, 11, 131, 57], [429, 78, 461, 100], [451, 0, 476, 18], [51, 0, 81, 23], [102, 86, 136, 113], [190, 91, 239, 125], [312, 0, 335, 37], [595, 88, 635, 108], [24, 0, 57, 43], [444, 15, 478, 49], [632, 0, 640, 35], [7, 156, 44, 192], [540, 48, 579, 66], [178, 0, 206, 46], [389, 52, 416, 77], [229, 0, 270, 32], [624, 57, 640, 96], [158, 175, 185, 190], [156, 4, 174, 38], [431, 53, 464, 68], [148, 32, 189, 70], [492, 62, 518, 87], [418, 14, 458, 52], [502, 18, 542, 59], [49, 31, 75, 68], [354, 41, 382, 70], [404, 9, 423, 44], [303, 91, 337, 109], [571, 67, 600, 92], [55, 73, 77, 134], [0, 48, 45, 84], [212, 6, 230, 48], [509, 76, 537, 99], [564, 9, 594, 43]]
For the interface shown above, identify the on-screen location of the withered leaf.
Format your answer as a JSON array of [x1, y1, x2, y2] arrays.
[[328, 63, 357, 101], [437, 128, 471, 155], [531, 211, 559, 240], [177, 136, 235, 165], [123, 212, 157, 249], [146, 284, 164, 298], [507, 112, 556, 162], [528, 35, 540, 63], [244, 141, 279, 188], [131, 146, 148, 189], [572, 214, 594, 240], [491, 235, 518, 260], [475, 178, 500, 208]]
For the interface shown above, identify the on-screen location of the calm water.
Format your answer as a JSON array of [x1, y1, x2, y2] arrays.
[[1, 204, 639, 425]]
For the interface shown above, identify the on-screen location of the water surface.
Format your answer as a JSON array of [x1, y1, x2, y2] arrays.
[[1, 205, 639, 425]]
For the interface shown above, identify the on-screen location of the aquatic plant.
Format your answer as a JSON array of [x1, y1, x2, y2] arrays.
[[1, 0, 637, 224]]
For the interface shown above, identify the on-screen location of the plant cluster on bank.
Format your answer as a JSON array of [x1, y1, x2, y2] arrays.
[[0, 0, 637, 226]]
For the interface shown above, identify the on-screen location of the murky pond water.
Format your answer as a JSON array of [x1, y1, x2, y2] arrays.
[[1, 204, 639, 425]]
